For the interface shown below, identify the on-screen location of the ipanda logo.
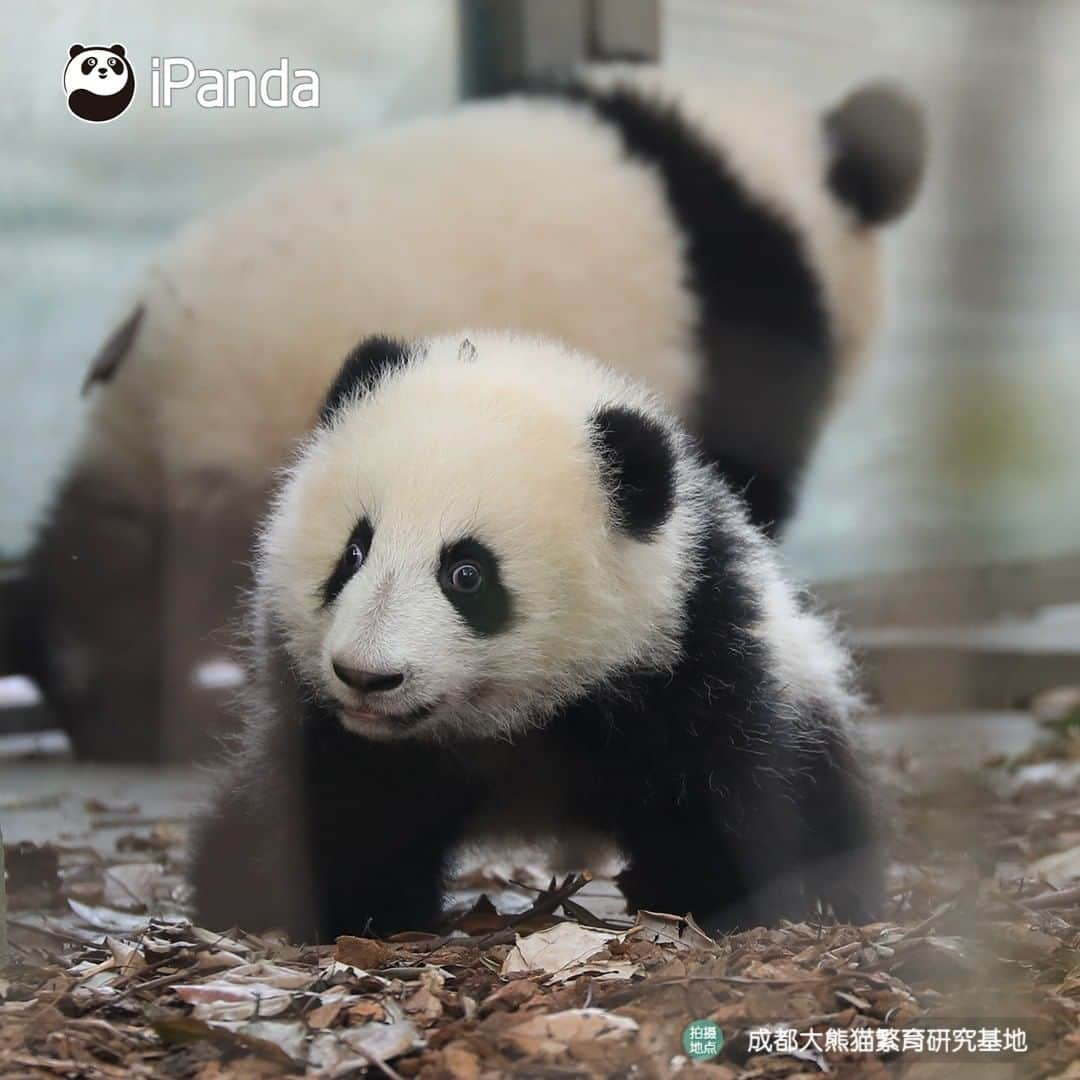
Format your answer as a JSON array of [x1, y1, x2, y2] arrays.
[[64, 44, 135, 123], [151, 57, 319, 109], [64, 45, 319, 121]]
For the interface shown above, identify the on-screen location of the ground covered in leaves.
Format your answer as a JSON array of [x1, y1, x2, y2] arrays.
[[2, 714, 1079, 1079]]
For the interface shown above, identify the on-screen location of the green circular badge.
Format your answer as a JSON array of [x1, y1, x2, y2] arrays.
[[682, 1019, 724, 1060]]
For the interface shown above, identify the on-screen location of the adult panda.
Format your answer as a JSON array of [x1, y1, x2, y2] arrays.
[[192, 331, 882, 939], [23, 68, 925, 761]]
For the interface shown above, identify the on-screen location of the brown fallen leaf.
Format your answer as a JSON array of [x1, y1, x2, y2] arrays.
[[630, 910, 716, 951], [403, 985, 444, 1025], [1031, 845, 1080, 888], [480, 977, 539, 1014], [501, 922, 621, 978], [173, 980, 295, 1021], [148, 1011, 301, 1070], [505, 1007, 639, 1059], [335, 935, 393, 970], [441, 1043, 483, 1080], [304, 997, 346, 1030], [346, 1000, 387, 1024], [452, 893, 509, 935], [307, 1013, 421, 1076], [991, 922, 1064, 960], [835, 989, 874, 1012], [103, 863, 165, 911]]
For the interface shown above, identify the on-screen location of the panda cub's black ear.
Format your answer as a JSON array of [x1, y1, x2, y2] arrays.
[[319, 335, 410, 423], [110, 44, 126, 57], [70, 44, 85, 58], [824, 82, 927, 226], [589, 406, 677, 541]]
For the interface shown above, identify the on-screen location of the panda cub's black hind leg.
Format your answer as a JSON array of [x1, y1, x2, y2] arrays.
[[613, 720, 883, 933], [614, 782, 813, 934], [793, 720, 885, 925], [615, 817, 772, 934]]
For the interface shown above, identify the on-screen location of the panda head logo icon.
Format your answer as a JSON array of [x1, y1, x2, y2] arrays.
[[64, 44, 135, 123]]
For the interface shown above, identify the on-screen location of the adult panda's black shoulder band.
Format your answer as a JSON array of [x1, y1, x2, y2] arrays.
[[320, 335, 411, 423], [542, 80, 833, 536], [553, 81, 830, 359]]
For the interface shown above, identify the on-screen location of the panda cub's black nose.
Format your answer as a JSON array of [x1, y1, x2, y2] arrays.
[[332, 662, 405, 693]]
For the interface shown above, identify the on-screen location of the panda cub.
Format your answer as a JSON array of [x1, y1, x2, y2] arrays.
[[192, 331, 881, 939]]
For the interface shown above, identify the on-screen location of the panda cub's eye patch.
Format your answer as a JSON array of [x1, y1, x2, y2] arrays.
[[108, 57, 121, 71], [321, 517, 373, 606], [439, 537, 514, 636], [82, 57, 97, 74]]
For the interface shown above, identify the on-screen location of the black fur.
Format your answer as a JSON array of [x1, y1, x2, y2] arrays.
[[20, 465, 266, 762], [555, 82, 832, 536], [321, 517, 374, 607], [590, 406, 676, 541], [191, 486, 881, 941], [825, 84, 926, 226], [439, 537, 515, 637], [705, 453, 795, 540], [319, 336, 410, 423]]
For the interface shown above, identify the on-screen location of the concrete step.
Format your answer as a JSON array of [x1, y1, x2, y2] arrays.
[[853, 604, 1080, 712]]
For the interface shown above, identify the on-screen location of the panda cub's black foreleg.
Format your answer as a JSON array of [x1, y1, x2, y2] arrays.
[[192, 717, 481, 942], [303, 769, 474, 941]]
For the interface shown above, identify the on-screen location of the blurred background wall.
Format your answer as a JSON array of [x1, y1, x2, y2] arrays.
[[3, 0, 1078, 584]]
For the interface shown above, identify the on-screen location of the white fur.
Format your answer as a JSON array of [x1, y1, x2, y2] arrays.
[[80, 68, 888, 500], [259, 332, 710, 743], [736, 528, 859, 721]]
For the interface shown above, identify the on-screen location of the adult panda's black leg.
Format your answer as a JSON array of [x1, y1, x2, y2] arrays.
[[190, 780, 307, 937], [22, 465, 166, 761]]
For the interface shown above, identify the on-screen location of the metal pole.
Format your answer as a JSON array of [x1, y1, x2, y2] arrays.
[[459, 0, 659, 98]]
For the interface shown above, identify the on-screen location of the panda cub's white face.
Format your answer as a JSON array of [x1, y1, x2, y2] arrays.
[[259, 333, 702, 742]]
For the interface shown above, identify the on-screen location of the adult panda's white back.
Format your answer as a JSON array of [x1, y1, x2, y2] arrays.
[[84, 69, 923, 492], [87, 95, 697, 482]]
